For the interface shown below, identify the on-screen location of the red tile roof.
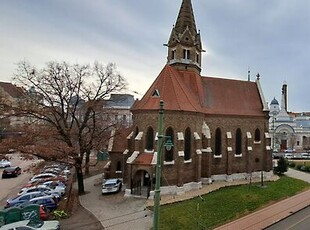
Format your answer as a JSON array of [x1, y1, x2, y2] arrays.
[[132, 65, 265, 117], [133, 153, 153, 165], [110, 127, 134, 153], [132, 65, 203, 113]]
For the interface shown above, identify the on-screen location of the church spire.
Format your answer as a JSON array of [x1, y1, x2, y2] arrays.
[[166, 0, 203, 74], [174, 0, 197, 37]]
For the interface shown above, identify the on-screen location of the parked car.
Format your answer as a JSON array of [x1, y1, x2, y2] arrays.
[[284, 149, 296, 153], [102, 179, 122, 194], [41, 180, 66, 190], [18, 185, 62, 199], [301, 153, 310, 159], [23, 176, 67, 189], [38, 184, 65, 196], [0, 159, 11, 168], [284, 153, 293, 159], [2, 166, 22, 178], [5, 191, 46, 208], [29, 173, 58, 183], [28, 195, 58, 212], [0, 219, 60, 230]]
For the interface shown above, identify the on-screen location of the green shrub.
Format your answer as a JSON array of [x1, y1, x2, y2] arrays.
[[289, 162, 296, 168], [274, 156, 288, 175], [296, 164, 303, 170]]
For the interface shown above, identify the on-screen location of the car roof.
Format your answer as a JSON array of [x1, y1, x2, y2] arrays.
[[0, 220, 30, 229], [30, 195, 54, 201], [4, 166, 20, 170], [105, 179, 119, 184]]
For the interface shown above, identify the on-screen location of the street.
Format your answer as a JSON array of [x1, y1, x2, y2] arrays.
[[266, 205, 310, 230]]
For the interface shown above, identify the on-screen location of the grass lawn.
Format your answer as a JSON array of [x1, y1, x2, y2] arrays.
[[159, 176, 310, 230]]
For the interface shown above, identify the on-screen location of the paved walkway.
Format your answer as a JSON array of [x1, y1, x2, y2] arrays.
[[79, 169, 310, 230]]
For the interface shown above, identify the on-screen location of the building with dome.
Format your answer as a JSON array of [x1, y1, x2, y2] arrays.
[[269, 83, 310, 152], [106, 0, 273, 197]]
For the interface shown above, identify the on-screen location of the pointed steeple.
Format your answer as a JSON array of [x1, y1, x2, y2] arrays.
[[166, 0, 204, 74], [174, 0, 197, 37]]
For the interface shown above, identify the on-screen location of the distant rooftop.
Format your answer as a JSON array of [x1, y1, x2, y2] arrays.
[[106, 94, 135, 108]]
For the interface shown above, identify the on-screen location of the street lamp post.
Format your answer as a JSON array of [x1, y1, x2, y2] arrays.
[[153, 100, 164, 230], [153, 100, 173, 230]]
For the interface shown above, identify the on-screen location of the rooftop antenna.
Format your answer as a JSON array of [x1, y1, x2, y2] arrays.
[[247, 67, 251, 81]]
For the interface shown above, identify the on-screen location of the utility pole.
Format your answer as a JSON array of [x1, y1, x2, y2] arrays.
[[153, 100, 164, 230]]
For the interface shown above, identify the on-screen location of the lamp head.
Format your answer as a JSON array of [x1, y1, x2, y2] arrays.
[[164, 137, 174, 151]]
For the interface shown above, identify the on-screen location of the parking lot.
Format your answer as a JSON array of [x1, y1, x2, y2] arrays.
[[79, 174, 152, 230], [0, 155, 38, 206]]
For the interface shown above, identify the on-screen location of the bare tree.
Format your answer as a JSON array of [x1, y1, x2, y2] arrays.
[[11, 60, 127, 194]]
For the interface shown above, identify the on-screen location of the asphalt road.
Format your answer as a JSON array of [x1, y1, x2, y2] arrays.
[[266, 205, 310, 230]]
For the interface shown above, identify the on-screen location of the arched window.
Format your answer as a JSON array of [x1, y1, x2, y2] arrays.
[[116, 161, 121, 172], [184, 127, 191, 161], [236, 128, 242, 155], [146, 127, 154, 151], [165, 127, 174, 161], [254, 128, 261, 142], [135, 127, 139, 137], [215, 128, 222, 155]]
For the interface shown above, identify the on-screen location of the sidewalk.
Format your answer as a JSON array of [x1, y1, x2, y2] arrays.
[[215, 169, 310, 230]]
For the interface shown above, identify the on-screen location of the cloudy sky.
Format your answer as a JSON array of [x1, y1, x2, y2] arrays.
[[1, 0, 309, 112]]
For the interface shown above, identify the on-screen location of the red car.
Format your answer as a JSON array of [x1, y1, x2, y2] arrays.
[[2, 166, 22, 178], [39, 204, 47, 220]]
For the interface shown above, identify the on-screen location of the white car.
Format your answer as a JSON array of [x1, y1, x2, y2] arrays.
[[301, 153, 310, 159], [38, 184, 65, 196], [102, 179, 122, 194], [18, 185, 62, 198], [284, 153, 293, 159], [0, 159, 11, 168], [0, 219, 60, 230], [29, 173, 57, 183]]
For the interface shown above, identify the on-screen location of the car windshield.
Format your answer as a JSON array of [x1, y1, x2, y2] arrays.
[[27, 219, 44, 228]]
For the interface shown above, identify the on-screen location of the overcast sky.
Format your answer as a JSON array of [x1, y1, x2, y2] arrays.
[[1, 0, 309, 112]]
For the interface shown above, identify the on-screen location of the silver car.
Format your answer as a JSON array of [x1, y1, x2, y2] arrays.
[[0, 159, 11, 168]]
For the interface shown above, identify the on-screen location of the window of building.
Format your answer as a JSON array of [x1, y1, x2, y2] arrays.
[[235, 128, 242, 155], [146, 126, 154, 151], [196, 53, 199, 63], [165, 127, 174, 162], [254, 128, 261, 142], [184, 127, 191, 161], [135, 127, 139, 137], [171, 50, 176, 59], [183, 49, 190, 59], [215, 128, 222, 155], [116, 161, 122, 172]]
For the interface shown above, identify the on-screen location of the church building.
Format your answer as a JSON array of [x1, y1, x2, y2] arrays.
[[107, 0, 273, 197]]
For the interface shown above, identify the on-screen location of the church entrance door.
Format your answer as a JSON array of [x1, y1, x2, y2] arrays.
[[131, 170, 151, 198]]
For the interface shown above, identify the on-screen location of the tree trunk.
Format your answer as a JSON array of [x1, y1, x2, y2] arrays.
[[84, 150, 90, 175], [75, 156, 85, 195]]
